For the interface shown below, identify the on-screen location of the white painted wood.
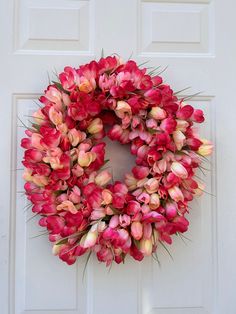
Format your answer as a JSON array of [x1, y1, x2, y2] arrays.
[[0, 0, 236, 313]]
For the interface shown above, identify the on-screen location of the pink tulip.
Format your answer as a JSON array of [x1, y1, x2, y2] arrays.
[[95, 170, 112, 186], [57, 200, 78, 214], [149, 107, 167, 120], [173, 130, 185, 150], [170, 162, 188, 179], [115, 100, 131, 119], [102, 189, 113, 204], [49, 107, 63, 126], [119, 214, 131, 227], [109, 215, 119, 228], [126, 200, 141, 215], [80, 226, 98, 248], [132, 166, 149, 179], [153, 159, 167, 174], [68, 128, 86, 146], [197, 139, 213, 156], [137, 192, 150, 204], [165, 202, 178, 219], [78, 151, 96, 167], [149, 193, 160, 209], [168, 186, 184, 202], [144, 178, 159, 194], [131, 221, 143, 240], [140, 238, 153, 256], [87, 118, 103, 134], [160, 118, 177, 134]]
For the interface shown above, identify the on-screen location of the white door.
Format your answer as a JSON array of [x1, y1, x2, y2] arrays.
[[1, 0, 236, 314]]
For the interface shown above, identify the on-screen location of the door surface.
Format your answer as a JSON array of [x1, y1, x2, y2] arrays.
[[0, 1, 236, 314]]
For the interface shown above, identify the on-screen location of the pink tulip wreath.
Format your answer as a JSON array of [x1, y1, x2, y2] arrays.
[[21, 56, 213, 266]]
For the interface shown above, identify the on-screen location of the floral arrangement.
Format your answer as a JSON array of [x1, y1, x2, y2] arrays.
[[21, 56, 213, 266]]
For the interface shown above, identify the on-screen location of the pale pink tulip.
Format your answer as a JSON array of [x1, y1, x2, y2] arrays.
[[140, 238, 153, 256], [149, 193, 160, 209], [144, 178, 159, 194], [168, 186, 184, 202], [197, 139, 213, 156], [171, 162, 188, 179], [173, 130, 186, 150], [87, 118, 103, 134], [78, 151, 96, 167], [57, 200, 78, 214], [49, 107, 63, 125], [149, 107, 167, 120], [95, 170, 112, 186], [131, 221, 143, 240], [68, 129, 86, 146]]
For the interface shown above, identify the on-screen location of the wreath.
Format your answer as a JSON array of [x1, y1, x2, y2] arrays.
[[21, 56, 213, 266]]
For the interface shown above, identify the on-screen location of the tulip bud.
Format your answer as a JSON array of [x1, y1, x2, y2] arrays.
[[168, 186, 184, 202], [102, 189, 113, 204], [170, 162, 188, 179], [140, 238, 153, 256], [87, 118, 103, 134], [144, 178, 159, 194], [149, 193, 160, 209], [80, 224, 98, 248], [68, 129, 85, 146], [49, 107, 63, 126], [109, 215, 119, 228], [165, 202, 178, 219], [95, 170, 112, 186], [173, 130, 186, 150], [52, 244, 62, 256], [57, 200, 78, 214], [78, 151, 96, 167], [115, 101, 131, 119], [197, 139, 213, 156], [131, 221, 143, 240], [149, 107, 167, 120]]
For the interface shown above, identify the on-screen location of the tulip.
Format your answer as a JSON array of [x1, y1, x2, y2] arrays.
[[102, 189, 113, 204], [119, 214, 131, 228], [144, 178, 159, 194], [32, 174, 48, 187], [153, 159, 167, 174], [115, 100, 131, 119], [160, 118, 177, 134], [165, 202, 178, 219], [149, 193, 160, 209], [176, 119, 189, 132], [140, 238, 153, 256], [52, 244, 62, 255], [78, 151, 96, 167], [171, 162, 188, 179], [49, 107, 63, 125], [95, 170, 112, 186], [87, 118, 103, 134], [132, 166, 149, 180], [168, 186, 184, 202], [57, 200, 78, 214], [80, 226, 98, 248], [137, 192, 150, 204], [197, 139, 213, 156], [173, 130, 185, 150], [126, 200, 141, 215], [131, 221, 143, 240], [149, 107, 167, 120], [109, 215, 119, 228], [125, 173, 137, 191], [33, 109, 46, 125], [68, 129, 86, 146]]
